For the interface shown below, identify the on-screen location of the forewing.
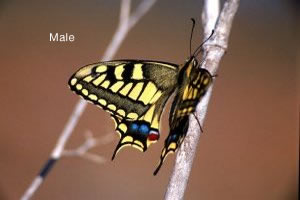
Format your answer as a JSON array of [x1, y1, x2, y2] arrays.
[[69, 60, 178, 157]]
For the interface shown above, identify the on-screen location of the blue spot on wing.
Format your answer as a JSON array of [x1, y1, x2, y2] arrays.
[[139, 124, 149, 135], [131, 123, 138, 131]]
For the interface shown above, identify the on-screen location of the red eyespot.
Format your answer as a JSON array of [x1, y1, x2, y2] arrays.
[[148, 131, 159, 141]]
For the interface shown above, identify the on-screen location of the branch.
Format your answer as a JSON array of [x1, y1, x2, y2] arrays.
[[21, 0, 157, 199], [102, 0, 157, 60], [164, 0, 240, 199], [62, 131, 115, 164]]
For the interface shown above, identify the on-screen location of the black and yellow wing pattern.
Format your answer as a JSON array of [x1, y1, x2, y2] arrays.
[[68, 57, 212, 175], [69, 60, 178, 157]]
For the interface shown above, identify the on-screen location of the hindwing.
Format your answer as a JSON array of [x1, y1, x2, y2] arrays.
[[69, 60, 179, 157]]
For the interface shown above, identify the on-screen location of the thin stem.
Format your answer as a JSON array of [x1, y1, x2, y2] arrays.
[[102, 0, 157, 60], [62, 131, 115, 164]]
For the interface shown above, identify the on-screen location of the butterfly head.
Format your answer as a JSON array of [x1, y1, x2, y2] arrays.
[[184, 55, 198, 66]]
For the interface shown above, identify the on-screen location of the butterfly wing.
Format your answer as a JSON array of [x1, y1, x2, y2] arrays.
[[153, 61, 213, 175], [68, 60, 178, 158]]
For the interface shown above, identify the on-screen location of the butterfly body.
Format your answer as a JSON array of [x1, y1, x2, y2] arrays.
[[69, 56, 212, 175]]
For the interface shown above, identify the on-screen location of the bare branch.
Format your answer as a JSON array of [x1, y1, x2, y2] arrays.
[[62, 131, 115, 164], [127, 0, 157, 29], [51, 100, 88, 159], [164, 0, 240, 199], [102, 0, 157, 60], [120, 0, 131, 24], [21, 1, 157, 199]]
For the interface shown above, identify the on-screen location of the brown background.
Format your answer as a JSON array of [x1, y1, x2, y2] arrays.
[[0, 0, 298, 199]]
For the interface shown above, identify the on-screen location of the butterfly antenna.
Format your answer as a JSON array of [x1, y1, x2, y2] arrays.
[[189, 18, 196, 57], [192, 113, 203, 133], [193, 30, 214, 58]]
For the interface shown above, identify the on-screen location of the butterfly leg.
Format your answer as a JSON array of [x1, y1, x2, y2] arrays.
[[192, 112, 203, 133]]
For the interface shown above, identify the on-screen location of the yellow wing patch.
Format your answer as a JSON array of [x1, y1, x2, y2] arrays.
[[110, 81, 124, 92], [70, 78, 77, 86], [132, 64, 144, 80], [138, 82, 157, 105], [115, 64, 125, 80], [119, 83, 133, 96], [95, 65, 107, 73], [101, 80, 110, 89], [128, 82, 144, 100], [93, 74, 106, 86]]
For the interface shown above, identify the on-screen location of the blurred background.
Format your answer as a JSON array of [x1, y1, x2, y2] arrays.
[[0, 0, 298, 199]]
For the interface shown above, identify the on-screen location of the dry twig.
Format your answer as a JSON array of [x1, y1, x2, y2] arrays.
[[62, 131, 115, 164]]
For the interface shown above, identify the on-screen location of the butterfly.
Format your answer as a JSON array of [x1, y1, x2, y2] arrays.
[[68, 21, 214, 175]]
